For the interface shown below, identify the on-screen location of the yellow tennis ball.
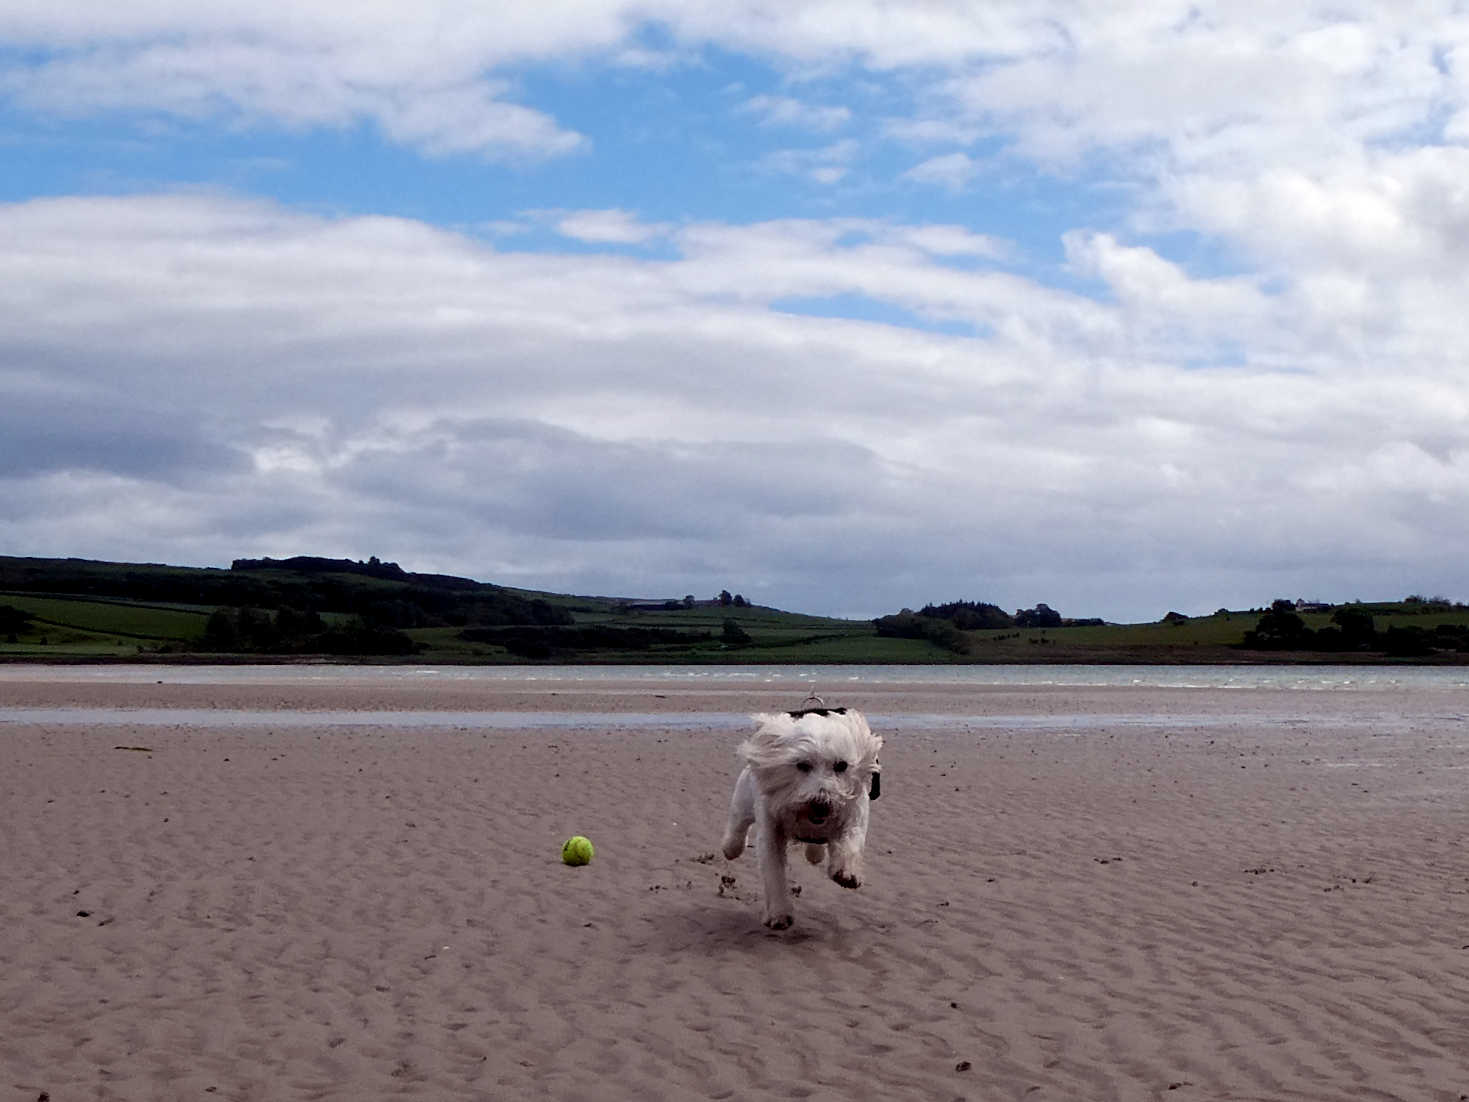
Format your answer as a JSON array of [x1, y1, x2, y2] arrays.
[[561, 835, 594, 866]]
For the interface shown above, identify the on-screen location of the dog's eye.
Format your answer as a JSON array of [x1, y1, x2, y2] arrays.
[[834, 760, 848, 773], [796, 761, 813, 773]]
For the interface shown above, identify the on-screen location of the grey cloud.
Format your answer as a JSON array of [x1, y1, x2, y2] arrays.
[[0, 389, 249, 483], [3, 193, 1469, 619], [6, 7, 1469, 620], [332, 418, 898, 543]]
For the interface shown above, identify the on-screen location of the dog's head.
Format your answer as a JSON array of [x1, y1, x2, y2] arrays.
[[739, 708, 882, 841]]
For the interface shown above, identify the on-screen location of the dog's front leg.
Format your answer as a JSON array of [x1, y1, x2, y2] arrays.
[[721, 768, 757, 860], [827, 799, 869, 889], [756, 822, 795, 929]]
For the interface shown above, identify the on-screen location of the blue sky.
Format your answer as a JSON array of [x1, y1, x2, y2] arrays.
[[3, 4, 1469, 620]]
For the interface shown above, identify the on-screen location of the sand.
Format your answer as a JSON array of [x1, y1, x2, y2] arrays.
[[2, 670, 1467, 1101]]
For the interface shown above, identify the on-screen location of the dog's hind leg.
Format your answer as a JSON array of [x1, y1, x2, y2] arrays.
[[756, 823, 795, 929], [721, 767, 757, 860]]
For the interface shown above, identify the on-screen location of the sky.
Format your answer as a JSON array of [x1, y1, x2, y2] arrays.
[[3, 2, 1469, 623]]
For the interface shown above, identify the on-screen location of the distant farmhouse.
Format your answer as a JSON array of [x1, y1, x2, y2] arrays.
[[1294, 599, 1332, 613]]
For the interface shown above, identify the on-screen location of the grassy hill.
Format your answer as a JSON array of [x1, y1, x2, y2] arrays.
[[0, 555, 907, 663], [3, 555, 1467, 664]]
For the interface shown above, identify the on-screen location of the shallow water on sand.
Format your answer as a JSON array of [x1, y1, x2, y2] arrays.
[[2, 706, 1464, 738], [3, 661, 1469, 691], [3, 663, 1466, 736]]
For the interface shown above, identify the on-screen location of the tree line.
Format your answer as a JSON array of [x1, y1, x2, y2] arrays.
[[1241, 599, 1469, 657], [873, 599, 1099, 654]]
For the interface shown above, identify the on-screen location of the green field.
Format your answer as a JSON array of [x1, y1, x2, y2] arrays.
[[3, 554, 1468, 664], [0, 592, 212, 655], [0, 581, 951, 662], [401, 600, 940, 663], [1, 594, 211, 640]]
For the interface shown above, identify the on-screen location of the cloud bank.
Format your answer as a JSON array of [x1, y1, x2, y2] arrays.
[[2, 3, 1468, 619]]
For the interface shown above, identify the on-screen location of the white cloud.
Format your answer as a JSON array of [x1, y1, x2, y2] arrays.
[[7, 5, 1469, 613], [8, 5, 1469, 198], [881, 117, 981, 146], [935, 7, 1464, 163], [0, 7, 620, 158], [374, 83, 585, 159], [757, 139, 860, 185], [3, 44, 586, 159], [902, 152, 979, 192], [4, 193, 1469, 617], [554, 209, 667, 244], [896, 224, 1009, 260], [659, 2, 1062, 68], [739, 94, 851, 131], [1063, 231, 1274, 353]]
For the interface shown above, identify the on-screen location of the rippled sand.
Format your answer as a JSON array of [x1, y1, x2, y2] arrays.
[[3, 672, 1467, 1100]]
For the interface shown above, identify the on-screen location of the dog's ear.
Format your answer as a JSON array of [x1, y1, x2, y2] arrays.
[[869, 771, 881, 800]]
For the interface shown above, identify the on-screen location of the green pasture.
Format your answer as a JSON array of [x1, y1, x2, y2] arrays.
[[1, 593, 210, 642], [579, 602, 856, 629], [1352, 608, 1469, 632], [730, 632, 946, 663], [979, 612, 1254, 648], [0, 632, 144, 657], [407, 614, 945, 664]]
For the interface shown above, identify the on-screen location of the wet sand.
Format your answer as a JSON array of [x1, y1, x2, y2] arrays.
[[2, 672, 1467, 1100]]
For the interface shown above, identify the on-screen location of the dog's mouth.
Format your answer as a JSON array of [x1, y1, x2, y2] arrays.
[[797, 802, 834, 838]]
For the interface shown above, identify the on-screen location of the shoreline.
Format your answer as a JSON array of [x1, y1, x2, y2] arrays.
[[7, 649, 1469, 667]]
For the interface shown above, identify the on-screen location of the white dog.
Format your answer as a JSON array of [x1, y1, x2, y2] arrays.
[[720, 705, 882, 929]]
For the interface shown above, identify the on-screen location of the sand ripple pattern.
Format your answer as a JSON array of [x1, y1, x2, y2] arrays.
[[3, 688, 1468, 1100]]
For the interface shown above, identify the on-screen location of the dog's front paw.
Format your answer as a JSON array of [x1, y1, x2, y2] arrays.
[[831, 868, 862, 889], [763, 911, 794, 930]]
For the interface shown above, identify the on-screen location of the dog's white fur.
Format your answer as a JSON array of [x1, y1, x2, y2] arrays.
[[721, 709, 882, 929]]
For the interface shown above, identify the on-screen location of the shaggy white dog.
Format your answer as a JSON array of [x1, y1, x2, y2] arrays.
[[721, 706, 882, 929]]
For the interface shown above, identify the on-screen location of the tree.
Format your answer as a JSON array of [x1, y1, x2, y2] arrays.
[[1381, 626, 1433, 657], [718, 589, 733, 606], [1242, 599, 1312, 650], [872, 610, 970, 654], [316, 617, 418, 656], [918, 599, 1012, 629], [721, 618, 751, 646], [1014, 603, 1062, 629], [0, 604, 34, 635], [203, 608, 240, 651], [1330, 606, 1375, 649]]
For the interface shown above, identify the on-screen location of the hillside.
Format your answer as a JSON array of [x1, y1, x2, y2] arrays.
[[0, 555, 887, 663], [3, 556, 1468, 664]]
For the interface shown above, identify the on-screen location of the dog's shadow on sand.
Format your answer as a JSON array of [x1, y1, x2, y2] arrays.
[[642, 897, 885, 955]]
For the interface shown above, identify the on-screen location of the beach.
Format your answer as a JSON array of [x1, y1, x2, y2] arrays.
[[2, 668, 1467, 1101]]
